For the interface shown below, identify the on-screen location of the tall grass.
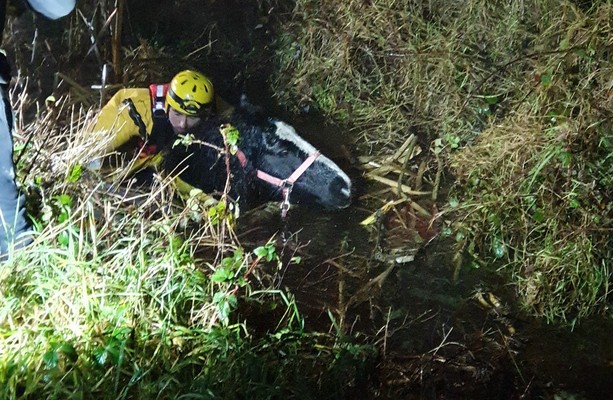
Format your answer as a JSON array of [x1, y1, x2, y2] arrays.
[[447, 2, 613, 323], [271, 0, 560, 151], [270, 0, 612, 322], [0, 80, 375, 398]]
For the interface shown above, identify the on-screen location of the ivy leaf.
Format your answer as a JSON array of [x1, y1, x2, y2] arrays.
[[217, 300, 231, 322], [254, 246, 269, 258], [220, 124, 240, 154], [213, 292, 225, 303], [58, 231, 70, 247], [105, 341, 121, 365], [226, 294, 237, 309], [56, 194, 73, 207], [43, 350, 59, 369], [93, 347, 107, 366], [58, 343, 78, 362], [58, 211, 70, 224], [211, 267, 232, 283]]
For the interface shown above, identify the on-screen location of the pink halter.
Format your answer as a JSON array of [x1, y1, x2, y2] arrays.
[[237, 150, 321, 217]]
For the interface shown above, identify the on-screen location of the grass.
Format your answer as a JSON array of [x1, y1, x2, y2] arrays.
[[270, 0, 612, 323], [445, 2, 613, 323], [1, 162, 373, 398], [2, 3, 380, 396], [2, 0, 612, 397], [270, 0, 542, 151], [0, 77, 375, 398], [449, 116, 611, 322]]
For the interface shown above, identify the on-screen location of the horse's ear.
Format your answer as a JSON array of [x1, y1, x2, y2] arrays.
[[239, 94, 263, 115], [239, 94, 250, 108]]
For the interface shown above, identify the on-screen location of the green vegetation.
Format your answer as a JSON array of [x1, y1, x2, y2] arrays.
[[3, 0, 613, 397], [1, 2, 378, 396], [1, 98, 373, 398], [271, 0, 612, 323]]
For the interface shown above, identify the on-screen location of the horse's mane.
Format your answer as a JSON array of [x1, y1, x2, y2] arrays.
[[163, 116, 257, 207]]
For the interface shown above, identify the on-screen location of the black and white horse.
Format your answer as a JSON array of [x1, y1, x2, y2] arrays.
[[164, 104, 352, 213]]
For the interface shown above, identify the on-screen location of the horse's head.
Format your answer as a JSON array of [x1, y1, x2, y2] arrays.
[[165, 102, 352, 212], [247, 118, 352, 210]]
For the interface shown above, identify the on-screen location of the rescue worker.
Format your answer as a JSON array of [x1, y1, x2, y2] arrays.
[[0, 0, 76, 258], [91, 69, 229, 181]]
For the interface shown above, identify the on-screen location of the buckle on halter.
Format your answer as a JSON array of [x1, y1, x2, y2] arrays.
[[280, 182, 293, 218]]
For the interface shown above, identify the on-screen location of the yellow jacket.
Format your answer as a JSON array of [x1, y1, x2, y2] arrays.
[[92, 87, 154, 153], [90, 86, 235, 203], [91, 87, 233, 154], [88, 87, 166, 179]]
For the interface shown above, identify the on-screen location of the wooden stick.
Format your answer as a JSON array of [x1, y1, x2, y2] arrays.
[[365, 173, 430, 196], [415, 160, 426, 191], [432, 149, 442, 202], [388, 134, 416, 163], [112, 0, 125, 80], [397, 135, 417, 197]]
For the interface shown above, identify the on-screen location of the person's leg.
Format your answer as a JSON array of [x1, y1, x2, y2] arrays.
[[0, 87, 32, 257]]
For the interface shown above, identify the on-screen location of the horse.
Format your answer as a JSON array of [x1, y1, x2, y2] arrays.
[[163, 103, 352, 213]]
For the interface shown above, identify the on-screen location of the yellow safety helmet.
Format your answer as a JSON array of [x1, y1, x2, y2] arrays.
[[166, 70, 214, 116]]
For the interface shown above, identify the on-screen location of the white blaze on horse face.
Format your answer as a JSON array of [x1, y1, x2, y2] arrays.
[[273, 120, 352, 197]]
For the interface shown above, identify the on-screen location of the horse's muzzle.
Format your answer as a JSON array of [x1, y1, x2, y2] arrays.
[[329, 175, 352, 209]]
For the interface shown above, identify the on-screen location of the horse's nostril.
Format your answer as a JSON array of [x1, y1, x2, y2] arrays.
[[330, 176, 352, 202]]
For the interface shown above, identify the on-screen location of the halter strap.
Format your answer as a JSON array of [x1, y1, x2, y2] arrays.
[[236, 148, 322, 217], [254, 151, 320, 188]]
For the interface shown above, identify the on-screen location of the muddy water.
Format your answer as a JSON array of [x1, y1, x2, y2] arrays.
[[236, 118, 613, 399], [241, 202, 613, 398]]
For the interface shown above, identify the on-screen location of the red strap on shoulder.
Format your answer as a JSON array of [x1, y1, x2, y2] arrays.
[[149, 83, 169, 113]]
